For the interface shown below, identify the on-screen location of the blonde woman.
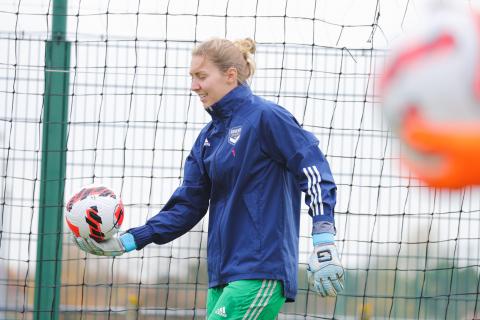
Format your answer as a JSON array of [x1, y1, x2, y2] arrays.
[[74, 38, 344, 319]]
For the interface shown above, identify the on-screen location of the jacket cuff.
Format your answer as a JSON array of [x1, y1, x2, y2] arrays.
[[312, 220, 335, 234], [312, 213, 334, 224], [127, 224, 155, 250]]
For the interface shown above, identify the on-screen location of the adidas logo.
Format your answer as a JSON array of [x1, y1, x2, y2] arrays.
[[214, 306, 227, 318]]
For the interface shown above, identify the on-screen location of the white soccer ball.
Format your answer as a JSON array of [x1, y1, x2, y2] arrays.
[[382, 4, 480, 130], [65, 185, 124, 241], [381, 3, 480, 187]]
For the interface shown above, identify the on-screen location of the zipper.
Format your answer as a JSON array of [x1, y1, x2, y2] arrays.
[[211, 120, 228, 278]]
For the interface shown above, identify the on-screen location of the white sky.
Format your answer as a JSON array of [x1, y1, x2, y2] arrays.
[[0, 0, 427, 47]]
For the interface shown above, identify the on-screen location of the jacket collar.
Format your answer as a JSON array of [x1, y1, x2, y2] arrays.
[[206, 84, 252, 121]]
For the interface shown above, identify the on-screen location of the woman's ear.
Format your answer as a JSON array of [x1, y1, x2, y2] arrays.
[[225, 67, 238, 85]]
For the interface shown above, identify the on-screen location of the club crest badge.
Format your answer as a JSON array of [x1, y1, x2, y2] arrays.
[[228, 126, 242, 145], [203, 138, 210, 147]]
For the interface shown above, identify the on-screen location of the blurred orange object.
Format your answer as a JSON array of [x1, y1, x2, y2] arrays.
[[401, 108, 480, 188]]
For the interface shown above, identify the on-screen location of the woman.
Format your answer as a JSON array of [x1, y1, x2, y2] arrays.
[[74, 38, 344, 319]]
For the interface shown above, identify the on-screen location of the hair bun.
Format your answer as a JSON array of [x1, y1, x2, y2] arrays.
[[234, 38, 256, 55]]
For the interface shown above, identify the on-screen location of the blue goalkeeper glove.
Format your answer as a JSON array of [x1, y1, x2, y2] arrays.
[[72, 232, 137, 256], [307, 233, 345, 297]]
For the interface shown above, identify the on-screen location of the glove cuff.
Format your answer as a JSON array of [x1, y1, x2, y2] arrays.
[[312, 232, 334, 246], [120, 233, 137, 252]]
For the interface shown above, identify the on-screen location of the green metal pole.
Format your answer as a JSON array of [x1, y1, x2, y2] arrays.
[[34, 0, 70, 318]]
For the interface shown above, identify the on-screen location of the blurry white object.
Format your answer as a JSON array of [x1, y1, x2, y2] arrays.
[[381, 2, 480, 188]]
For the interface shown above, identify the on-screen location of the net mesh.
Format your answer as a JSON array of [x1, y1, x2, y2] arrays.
[[1, 0, 480, 319]]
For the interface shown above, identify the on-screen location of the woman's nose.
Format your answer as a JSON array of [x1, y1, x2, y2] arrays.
[[191, 79, 200, 91]]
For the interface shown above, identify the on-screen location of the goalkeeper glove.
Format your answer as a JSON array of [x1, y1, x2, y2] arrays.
[[72, 232, 137, 256], [307, 233, 345, 297]]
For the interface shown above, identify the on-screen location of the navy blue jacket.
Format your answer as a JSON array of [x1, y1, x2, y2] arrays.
[[129, 85, 337, 301]]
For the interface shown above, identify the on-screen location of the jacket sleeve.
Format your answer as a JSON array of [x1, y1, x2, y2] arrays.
[[260, 105, 337, 233], [128, 138, 211, 250]]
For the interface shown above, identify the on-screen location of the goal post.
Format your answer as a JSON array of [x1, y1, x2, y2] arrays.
[[33, 0, 71, 319]]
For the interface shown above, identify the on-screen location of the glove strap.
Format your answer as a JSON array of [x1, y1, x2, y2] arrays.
[[120, 233, 137, 252], [312, 232, 334, 246]]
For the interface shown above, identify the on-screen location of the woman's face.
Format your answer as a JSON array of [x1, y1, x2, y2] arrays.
[[190, 55, 237, 108]]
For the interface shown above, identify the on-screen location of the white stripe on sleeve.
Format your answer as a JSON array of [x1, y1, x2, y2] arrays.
[[303, 165, 323, 216], [312, 165, 324, 215]]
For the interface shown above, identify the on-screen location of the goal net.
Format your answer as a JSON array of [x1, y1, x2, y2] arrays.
[[1, 0, 480, 319]]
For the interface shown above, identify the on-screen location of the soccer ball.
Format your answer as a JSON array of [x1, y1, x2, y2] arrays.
[[381, 3, 480, 188], [65, 185, 124, 241]]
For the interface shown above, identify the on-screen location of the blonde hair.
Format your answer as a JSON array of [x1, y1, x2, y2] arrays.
[[192, 37, 256, 84]]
